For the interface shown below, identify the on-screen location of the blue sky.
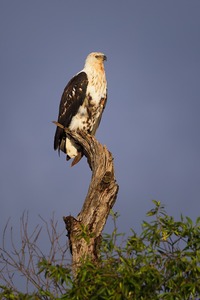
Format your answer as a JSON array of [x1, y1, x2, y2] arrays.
[[1, 0, 200, 286]]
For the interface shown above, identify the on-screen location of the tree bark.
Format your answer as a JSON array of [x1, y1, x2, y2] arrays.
[[54, 122, 119, 274]]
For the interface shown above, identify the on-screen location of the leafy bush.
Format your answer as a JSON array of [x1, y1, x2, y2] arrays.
[[1, 201, 200, 299]]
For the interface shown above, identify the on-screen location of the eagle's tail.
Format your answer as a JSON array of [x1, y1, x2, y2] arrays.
[[53, 121, 65, 151]]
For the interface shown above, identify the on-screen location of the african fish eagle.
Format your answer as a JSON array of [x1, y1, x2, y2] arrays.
[[54, 52, 107, 166]]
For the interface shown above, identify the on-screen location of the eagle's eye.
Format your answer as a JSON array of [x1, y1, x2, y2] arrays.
[[95, 55, 99, 59]]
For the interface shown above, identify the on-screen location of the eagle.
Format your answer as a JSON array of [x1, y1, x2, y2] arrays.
[[54, 52, 107, 166]]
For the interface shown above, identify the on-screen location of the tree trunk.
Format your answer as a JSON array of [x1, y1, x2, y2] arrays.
[[54, 124, 119, 274]]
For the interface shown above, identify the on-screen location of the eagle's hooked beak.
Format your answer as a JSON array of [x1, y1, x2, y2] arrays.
[[103, 55, 107, 61]]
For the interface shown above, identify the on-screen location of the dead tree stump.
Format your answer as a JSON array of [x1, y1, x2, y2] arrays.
[[57, 125, 119, 273]]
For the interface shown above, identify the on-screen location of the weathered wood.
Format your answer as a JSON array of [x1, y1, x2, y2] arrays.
[[53, 122, 119, 273]]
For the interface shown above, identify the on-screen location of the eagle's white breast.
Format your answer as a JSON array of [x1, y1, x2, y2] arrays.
[[69, 68, 106, 133], [67, 72, 106, 157]]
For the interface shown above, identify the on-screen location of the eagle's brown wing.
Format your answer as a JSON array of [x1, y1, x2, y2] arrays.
[[54, 72, 88, 152]]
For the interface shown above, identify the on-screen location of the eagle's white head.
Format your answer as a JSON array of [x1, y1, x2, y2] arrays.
[[84, 52, 107, 73]]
